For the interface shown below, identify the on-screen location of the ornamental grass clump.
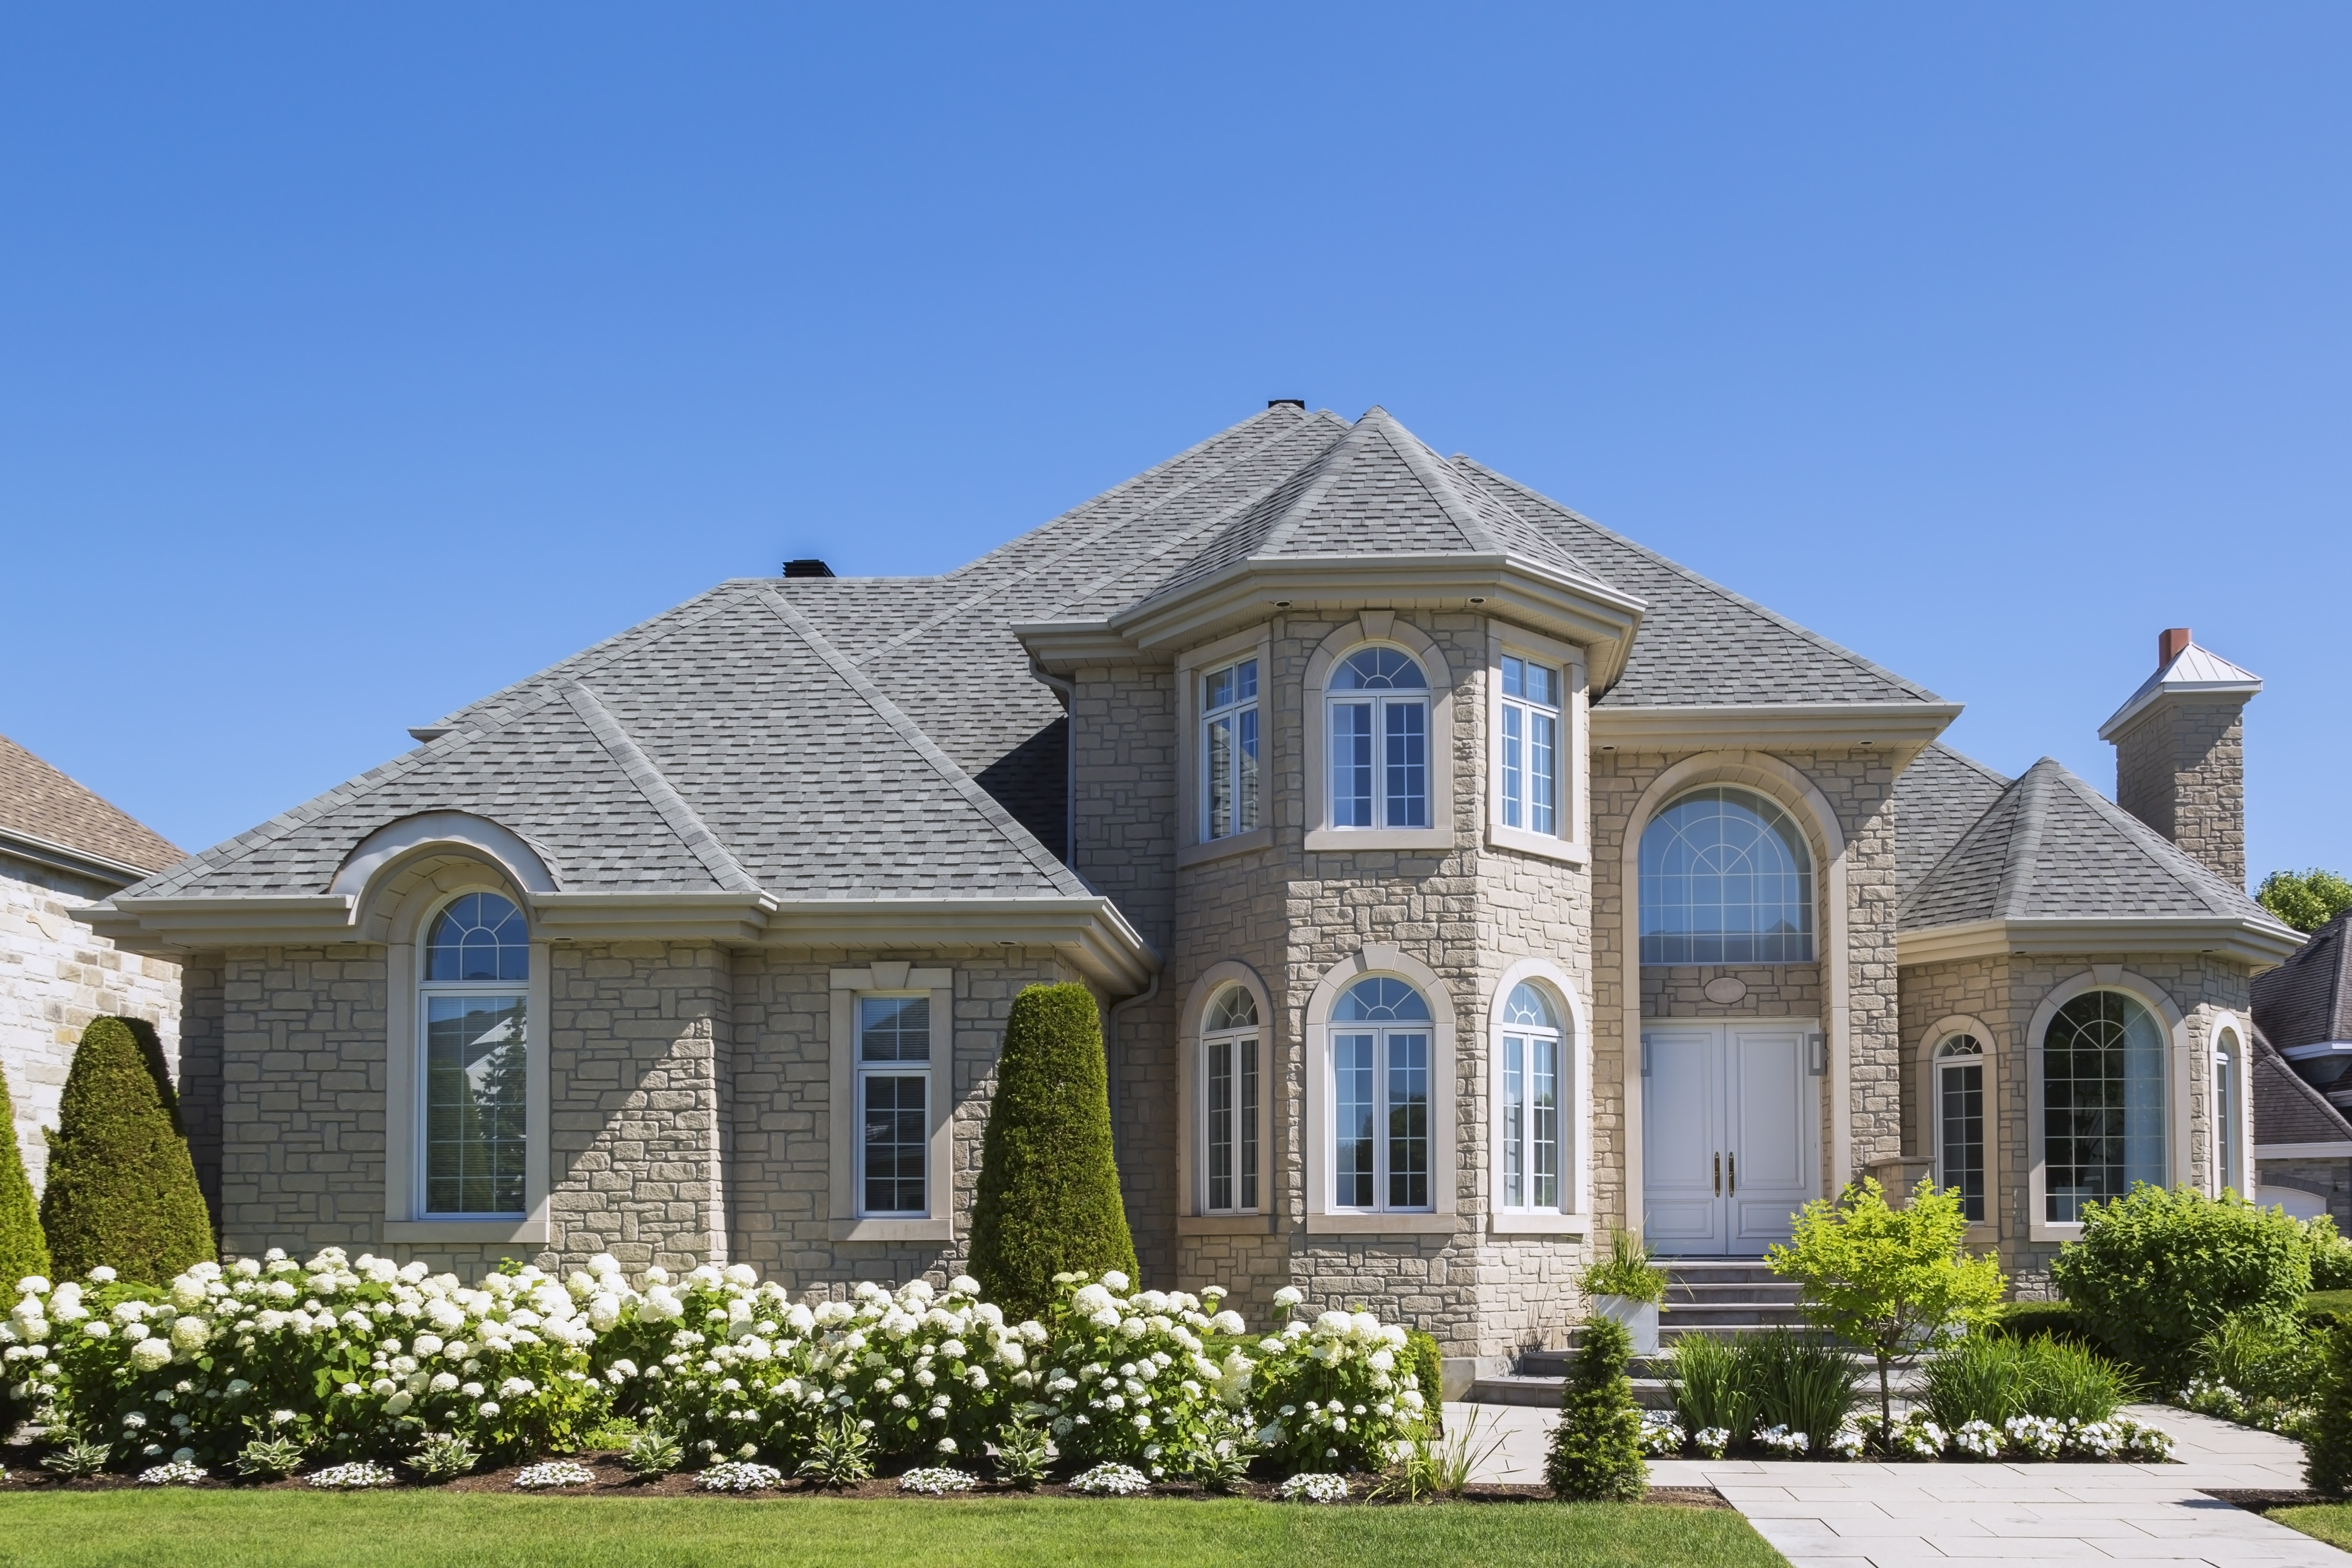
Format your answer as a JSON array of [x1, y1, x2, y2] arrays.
[[1667, 1332, 1750, 1449], [1544, 1315, 1646, 1501], [1247, 1285, 1433, 1474], [38, 1017, 213, 1287]]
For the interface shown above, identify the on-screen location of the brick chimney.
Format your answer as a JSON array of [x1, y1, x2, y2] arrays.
[[2098, 628, 2263, 886]]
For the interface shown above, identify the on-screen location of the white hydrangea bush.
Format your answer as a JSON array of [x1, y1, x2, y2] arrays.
[[1025, 1271, 1247, 1474], [25, 1248, 607, 1467], [1245, 1287, 1431, 1473]]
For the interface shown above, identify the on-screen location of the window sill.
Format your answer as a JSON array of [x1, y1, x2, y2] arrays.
[[1484, 824, 1588, 866], [830, 1218, 953, 1243], [383, 1219, 549, 1244], [1303, 827, 1452, 854], [2028, 1222, 2084, 1244], [1177, 828, 1274, 869], [1176, 1213, 1276, 1236], [1304, 1212, 1457, 1235], [1487, 1211, 1590, 1236]]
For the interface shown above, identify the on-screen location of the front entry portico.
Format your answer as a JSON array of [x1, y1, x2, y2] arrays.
[[1642, 1020, 1820, 1256]]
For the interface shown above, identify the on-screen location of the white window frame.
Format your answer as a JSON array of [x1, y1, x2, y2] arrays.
[[1199, 989, 1263, 1216], [2025, 969, 2191, 1243], [1301, 615, 1454, 853], [1303, 946, 1458, 1233], [829, 964, 954, 1242], [414, 895, 532, 1221], [1488, 958, 1590, 1234], [1176, 962, 1277, 1234], [1915, 1013, 1999, 1246], [1487, 626, 1588, 864], [1177, 625, 1276, 867], [1933, 1035, 1987, 1223], [2212, 1013, 2252, 1198]]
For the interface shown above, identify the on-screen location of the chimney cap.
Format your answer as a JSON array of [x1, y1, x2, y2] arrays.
[[782, 559, 836, 579], [2099, 632, 2263, 740], [2159, 627, 2193, 668], [1267, 398, 1305, 410]]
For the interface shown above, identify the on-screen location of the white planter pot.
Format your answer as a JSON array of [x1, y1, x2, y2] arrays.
[[1592, 1294, 1660, 1354]]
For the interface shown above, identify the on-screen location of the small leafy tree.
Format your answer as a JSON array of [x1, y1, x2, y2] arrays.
[[1768, 1177, 2005, 1443], [0, 1062, 51, 1287], [967, 983, 1137, 1319], [39, 1015, 215, 1284], [1545, 1314, 1646, 1501], [2259, 868, 2352, 934], [2051, 1184, 2309, 1383]]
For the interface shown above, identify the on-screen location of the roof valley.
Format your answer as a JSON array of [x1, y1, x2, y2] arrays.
[[563, 683, 762, 896]]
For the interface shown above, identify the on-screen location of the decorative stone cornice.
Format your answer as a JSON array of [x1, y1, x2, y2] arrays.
[[1896, 914, 2303, 970]]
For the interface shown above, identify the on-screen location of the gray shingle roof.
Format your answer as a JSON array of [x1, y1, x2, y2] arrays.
[[2252, 1024, 2352, 1146], [1900, 756, 2282, 930], [2254, 911, 2352, 1050], [1892, 743, 2011, 898]]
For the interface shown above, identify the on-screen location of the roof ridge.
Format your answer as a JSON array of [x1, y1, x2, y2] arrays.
[[2044, 758, 2263, 918], [1362, 409, 1499, 554], [1452, 458, 1944, 704], [758, 589, 1089, 897], [1898, 764, 2020, 923], [1994, 761, 2054, 920], [1249, 413, 1376, 560], [563, 683, 762, 896]]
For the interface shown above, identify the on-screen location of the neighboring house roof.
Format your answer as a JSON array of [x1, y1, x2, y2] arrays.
[[2252, 1022, 2352, 1149], [1891, 742, 2012, 899], [2254, 910, 2352, 1051], [0, 732, 183, 883], [1897, 755, 2299, 966]]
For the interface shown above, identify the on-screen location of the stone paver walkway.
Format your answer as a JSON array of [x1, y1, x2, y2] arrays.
[[1448, 1400, 2351, 1566]]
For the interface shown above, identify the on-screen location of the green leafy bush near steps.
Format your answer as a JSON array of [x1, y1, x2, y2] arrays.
[[2052, 1185, 2310, 1383], [1546, 1314, 1646, 1501], [965, 984, 1137, 1322], [38, 1016, 214, 1286]]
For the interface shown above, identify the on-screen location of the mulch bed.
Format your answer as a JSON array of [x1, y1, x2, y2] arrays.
[[0, 1443, 1728, 1508]]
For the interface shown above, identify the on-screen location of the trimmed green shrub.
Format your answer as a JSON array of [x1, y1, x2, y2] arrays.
[[2306, 1321, 2352, 1496], [1546, 1315, 1646, 1501], [967, 983, 1136, 1320], [38, 1015, 214, 1284], [1405, 1328, 1445, 1434], [0, 1062, 50, 1287], [2052, 1185, 2310, 1383], [2308, 1217, 2352, 1291]]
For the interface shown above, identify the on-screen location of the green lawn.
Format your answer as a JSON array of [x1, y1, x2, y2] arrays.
[[2271, 1503, 2352, 1551], [0, 1491, 1786, 1568]]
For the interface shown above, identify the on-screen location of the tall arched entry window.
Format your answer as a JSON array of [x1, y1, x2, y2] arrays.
[[419, 892, 530, 1219], [2042, 991, 2166, 1223], [2215, 1026, 2244, 1196], [1329, 976, 1433, 1212], [1934, 1035, 1987, 1222], [1200, 986, 1261, 1215], [1639, 787, 1815, 964], [1498, 982, 1562, 1212]]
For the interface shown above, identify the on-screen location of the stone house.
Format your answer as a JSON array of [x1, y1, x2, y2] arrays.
[[2, 733, 183, 1189], [2251, 910, 2352, 1223], [84, 403, 2299, 1368]]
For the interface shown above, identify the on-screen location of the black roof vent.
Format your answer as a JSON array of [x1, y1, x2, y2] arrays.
[[782, 559, 836, 579], [1267, 398, 1305, 410]]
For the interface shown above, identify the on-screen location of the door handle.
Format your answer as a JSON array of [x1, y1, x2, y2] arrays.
[[1729, 1152, 1737, 1196], [1713, 1153, 1721, 1196]]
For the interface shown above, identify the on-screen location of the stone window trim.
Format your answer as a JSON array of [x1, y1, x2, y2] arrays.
[[1618, 752, 1852, 1231], [1914, 1013, 2000, 1247], [1301, 944, 1459, 1234], [1176, 623, 1277, 868], [828, 964, 955, 1243], [1174, 961, 1278, 1235], [1485, 625, 1590, 865], [2023, 968, 2193, 1244], [1301, 614, 1456, 854], [1486, 956, 1592, 1236], [381, 865, 552, 1246], [2210, 1009, 2254, 1199]]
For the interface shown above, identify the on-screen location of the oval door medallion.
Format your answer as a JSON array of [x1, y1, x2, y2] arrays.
[[1704, 976, 1748, 1005]]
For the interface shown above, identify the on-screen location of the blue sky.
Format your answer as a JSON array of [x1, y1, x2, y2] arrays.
[[3, 5, 2345, 885]]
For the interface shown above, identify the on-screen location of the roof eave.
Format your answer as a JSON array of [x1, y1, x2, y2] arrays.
[[1897, 914, 2305, 969], [1590, 701, 1963, 756], [0, 825, 169, 889]]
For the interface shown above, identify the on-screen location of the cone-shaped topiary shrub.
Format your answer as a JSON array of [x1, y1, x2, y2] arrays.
[[39, 1015, 214, 1284], [0, 1062, 50, 1287], [967, 982, 1136, 1320], [2307, 1321, 2352, 1496], [1546, 1314, 1648, 1501]]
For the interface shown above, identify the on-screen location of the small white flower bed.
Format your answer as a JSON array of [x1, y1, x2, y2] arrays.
[[306, 1461, 398, 1489], [513, 1460, 596, 1490], [898, 1466, 976, 1494], [697, 1460, 782, 1492], [1276, 1472, 1348, 1503], [1953, 1418, 2002, 1457], [2002, 1414, 2065, 1458], [1638, 1411, 1684, 1455], [1690, 1425, 1730, 1458], [1067, 1461, 1151, 1496], [1755, 1424, 1809, 1456], [137, 1460, 206, 1486]]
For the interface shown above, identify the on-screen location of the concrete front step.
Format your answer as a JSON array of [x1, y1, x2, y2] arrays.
[[1470, 1373, 1677, 1410]]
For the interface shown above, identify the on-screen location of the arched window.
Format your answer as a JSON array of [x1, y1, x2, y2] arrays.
[[1934, 1035, 1986, 1222], [1200, 986, 1261, 1214], [419, 892, 530, 1218], [1330, 976, 1433, 1211], [2216, 1027, 2243, 1196], [1639, 786, 1815, 964], [1498, 982, 1562, 1212], [1328, 648, 1429, 830], [2043, 991, 2166, 1223]]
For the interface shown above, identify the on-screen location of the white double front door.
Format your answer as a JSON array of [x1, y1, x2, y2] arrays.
[[1642, 1020, 1819, 1256]]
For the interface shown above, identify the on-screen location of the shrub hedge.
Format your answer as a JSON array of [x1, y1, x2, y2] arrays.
[[39, 1016, 214, 1286], [0, 1062, 50, 1288], [2051, 1185, 2308, 1381], [967, 984, 1136, 1321]]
